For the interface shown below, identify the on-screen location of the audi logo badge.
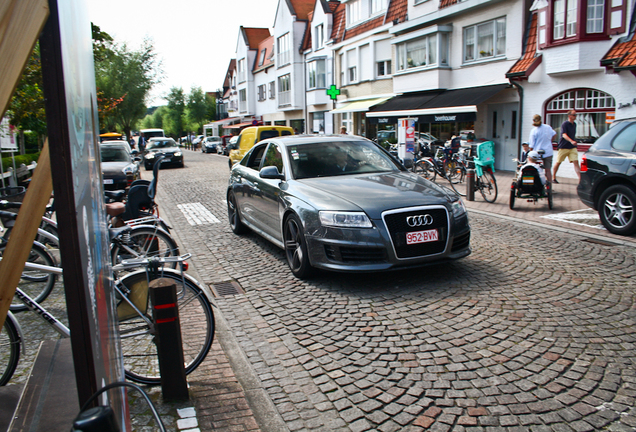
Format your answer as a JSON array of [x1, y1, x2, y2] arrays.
[[406, 214, 434, 227]]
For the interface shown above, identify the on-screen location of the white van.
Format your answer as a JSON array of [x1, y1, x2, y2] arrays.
[[140, 128, 165, 139]]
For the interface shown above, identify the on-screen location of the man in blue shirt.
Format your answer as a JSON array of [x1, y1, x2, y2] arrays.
[[552, 110, 580, 183], [528, 114, 556, 183]]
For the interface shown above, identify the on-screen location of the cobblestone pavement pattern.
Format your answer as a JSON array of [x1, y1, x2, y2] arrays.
[[151, 150, 636, 432], [9, 149, 636, 431]]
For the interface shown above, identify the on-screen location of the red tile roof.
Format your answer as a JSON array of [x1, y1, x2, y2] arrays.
[[440, 0, 459, 9], [288, 0, 315, 20], [243, 27, 271, 50], [601, 31, 636, 71], [253, 36, 275, 72], [506, 12, 542, 80]]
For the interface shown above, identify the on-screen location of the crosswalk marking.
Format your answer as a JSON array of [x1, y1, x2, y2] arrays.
[[542, 209, 604, 229], [177, 203, 221, 226]]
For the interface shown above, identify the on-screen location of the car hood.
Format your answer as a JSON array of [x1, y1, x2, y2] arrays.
[[102, 162, 134, 176], [290, 172, 456, 219]]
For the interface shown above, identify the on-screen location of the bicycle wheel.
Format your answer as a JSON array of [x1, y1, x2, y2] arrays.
[[412, 160, 436, 182], [1, 313, 21, 386], [478, 169, 498, 203], [7, 241, 58, 312], [111, 225, 179, 271], [448, 168, 467, 197], [444, 159, 462, 183], [117, 269, 214, 385]]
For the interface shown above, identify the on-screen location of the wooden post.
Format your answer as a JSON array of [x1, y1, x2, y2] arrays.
[[0, 141, 52, 329]]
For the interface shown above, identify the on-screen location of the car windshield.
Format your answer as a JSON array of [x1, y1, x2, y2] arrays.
[[101, 147, 130, 163], [288, 140, 400, 179], [147, 140, 176, 149]]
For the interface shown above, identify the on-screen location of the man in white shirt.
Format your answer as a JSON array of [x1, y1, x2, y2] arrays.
[[528, 114, 555, 184]]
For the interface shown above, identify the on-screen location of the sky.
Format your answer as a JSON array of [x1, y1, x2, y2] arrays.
[[87, 0, 280, 106]]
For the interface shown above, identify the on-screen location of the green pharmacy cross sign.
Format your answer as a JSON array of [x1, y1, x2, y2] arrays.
[[326, 85, 340, 100]]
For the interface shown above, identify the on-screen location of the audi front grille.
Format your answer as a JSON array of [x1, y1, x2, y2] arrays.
[[382, 206, 450, 259]]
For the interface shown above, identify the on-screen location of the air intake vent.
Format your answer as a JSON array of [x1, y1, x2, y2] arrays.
[[210, 281, 244, 297]]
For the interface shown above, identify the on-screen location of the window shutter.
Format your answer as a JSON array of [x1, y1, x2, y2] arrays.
[[537, 8, 548, 49], [609, 0, 626, 35]]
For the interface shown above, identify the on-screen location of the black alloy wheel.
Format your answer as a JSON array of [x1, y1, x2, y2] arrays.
[[283, 214, 313, 279]]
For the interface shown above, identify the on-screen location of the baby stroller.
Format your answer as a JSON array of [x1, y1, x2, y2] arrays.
[[509, 150, 553, 210]]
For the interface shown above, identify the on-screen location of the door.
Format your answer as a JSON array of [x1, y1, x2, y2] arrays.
[[488, 103, 519, 172]]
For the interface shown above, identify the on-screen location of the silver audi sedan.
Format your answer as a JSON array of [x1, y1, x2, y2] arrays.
[[227, 135, 471, 279]]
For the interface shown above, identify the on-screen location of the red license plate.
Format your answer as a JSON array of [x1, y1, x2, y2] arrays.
[[406, 229, 439, 245]]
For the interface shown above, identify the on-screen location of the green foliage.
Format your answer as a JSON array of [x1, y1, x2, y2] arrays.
[[166, 87, 186, 138], [1, 152, 41, 172], [7, 43, 47, 139], [186, 87, 207, 134], [95, 36, 163, 139]]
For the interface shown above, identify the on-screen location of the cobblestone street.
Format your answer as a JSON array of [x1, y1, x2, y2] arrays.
[[7, 148, 636, 431], [155, 150, 636, 431]]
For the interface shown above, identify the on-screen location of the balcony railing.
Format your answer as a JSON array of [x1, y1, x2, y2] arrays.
[[278, 90, 291, 107]]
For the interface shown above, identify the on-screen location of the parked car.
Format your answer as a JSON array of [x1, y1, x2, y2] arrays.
[[101, 139, 132, 153], [143, 137, 184, 170], [228, 126, 294, 168], [578, 118, 636, 236], [202, 136, 221, 153], [227, 135, 471, 279], [217, 135, 233, 155], [100, 142, 140, 190]]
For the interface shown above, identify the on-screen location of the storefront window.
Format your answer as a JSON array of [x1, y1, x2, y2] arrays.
[[546, 89, 615, 143]]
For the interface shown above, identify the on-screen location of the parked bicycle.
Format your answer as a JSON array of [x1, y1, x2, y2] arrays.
[[411, 142, 467, 197], [1, 253, 214, 386]]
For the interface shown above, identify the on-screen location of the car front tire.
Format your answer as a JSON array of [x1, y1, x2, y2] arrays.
[[598, 184, 636, 236], [228, 192, 247, 234], [283, 214, 314, 279]]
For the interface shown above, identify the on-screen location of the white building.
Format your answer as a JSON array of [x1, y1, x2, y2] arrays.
[[507, 0, 636, 159]]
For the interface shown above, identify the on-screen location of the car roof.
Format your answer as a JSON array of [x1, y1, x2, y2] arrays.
[[259, 134, 372, 146], [148, 137, 176, 142]]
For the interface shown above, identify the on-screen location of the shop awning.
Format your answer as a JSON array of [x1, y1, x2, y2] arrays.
[[331, 97, 392, 113], [204, 117, 239, 127], [224, 121, 260, 129], [367, 84, 510, 123]]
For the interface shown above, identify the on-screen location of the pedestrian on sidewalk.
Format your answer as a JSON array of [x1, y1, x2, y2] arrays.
[[528, 114, 555, 183], [553, 110, 580, 183], [520, 142, 530, 163]]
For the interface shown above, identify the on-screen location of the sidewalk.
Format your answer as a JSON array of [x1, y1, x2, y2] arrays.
[[462, 169, 636, 247]]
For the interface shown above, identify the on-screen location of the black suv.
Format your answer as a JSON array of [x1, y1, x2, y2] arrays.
[[578, 118, 636, 236]]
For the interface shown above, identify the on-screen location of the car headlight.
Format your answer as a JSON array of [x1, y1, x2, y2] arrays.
[[319, 211, 372, 228], [145, 153, 155, 159], [451, 199, 467, 218], [174, 152, 182, 157]]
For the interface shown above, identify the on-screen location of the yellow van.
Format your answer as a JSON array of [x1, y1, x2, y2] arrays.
[[228, 126, 294, 167]]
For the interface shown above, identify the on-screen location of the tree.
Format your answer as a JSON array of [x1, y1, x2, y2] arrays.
[[6, 43, 46, 153], [205, 92, 216, 123], [94, 37, 162, 138], [166, 87, 186, 139], [186, 87, 207, 135]]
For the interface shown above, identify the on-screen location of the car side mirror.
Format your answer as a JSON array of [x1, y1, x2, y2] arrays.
[[133, 157, 141, 162], [260, 166, 285, 180]]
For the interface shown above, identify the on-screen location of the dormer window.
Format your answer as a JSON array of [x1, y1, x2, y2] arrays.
[[258, 49, 267, 67], [315, 25, 324, 50], [538, 0, 626, 48], [346, 0, 387, 27]]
